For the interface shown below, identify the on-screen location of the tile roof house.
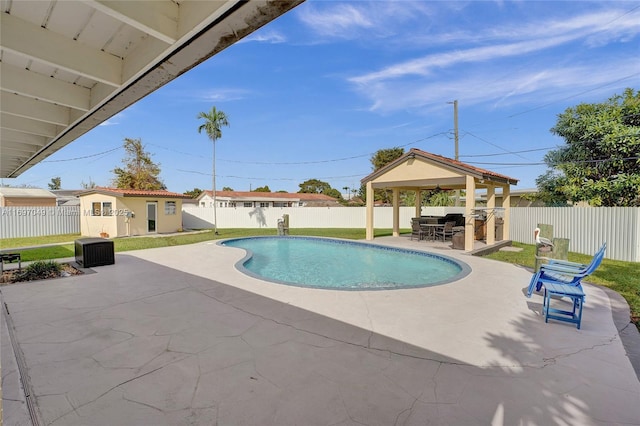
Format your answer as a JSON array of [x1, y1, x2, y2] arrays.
[[196, 191, 341, 208], [78, 187, 188, 238]]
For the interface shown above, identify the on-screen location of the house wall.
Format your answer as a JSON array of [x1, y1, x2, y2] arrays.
[[371, 160, 461, 184], [0, 196, 57, 207], [114, 197, 182, 236], [79, 193, 118, 237], [80, 195, 182, 237], [198, 194, 304, 208]]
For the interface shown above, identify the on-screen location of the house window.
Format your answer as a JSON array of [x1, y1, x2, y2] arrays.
[[200, 202, 205, 207], [259, 202, 269, 208], [298, 202, 304, 207], [228, 202, 236, 207], [91, 201, 112, 216], [165, 201, 176, 215], [244, 202, 253, 208], [273, 202, 288, 208]]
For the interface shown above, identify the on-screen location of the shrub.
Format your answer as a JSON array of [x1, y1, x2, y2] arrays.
[[13, 260, 62, 282]]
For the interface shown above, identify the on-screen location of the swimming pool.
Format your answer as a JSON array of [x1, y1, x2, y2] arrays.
[[221, 236, 471, 290]]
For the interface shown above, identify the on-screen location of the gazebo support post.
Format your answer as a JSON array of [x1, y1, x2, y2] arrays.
[[366, 181, 374, 240], [415, 189, 422, 218], [464, 175, 476, 251], [486, 185, 496, 246], [392, 188, 400, 237], [502, 185, 511, 240]]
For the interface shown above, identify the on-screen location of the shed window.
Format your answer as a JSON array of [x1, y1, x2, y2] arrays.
[[165, 201, 177, 215], [91, 201, 112, 216]]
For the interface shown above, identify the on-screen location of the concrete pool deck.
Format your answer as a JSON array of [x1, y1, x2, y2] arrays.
[[2, 236, 639, 425]]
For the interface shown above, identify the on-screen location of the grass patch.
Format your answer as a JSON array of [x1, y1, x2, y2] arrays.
[[2, 228, 407, 262], [0, 233, 80, 249], [485, 242, 640, 328]]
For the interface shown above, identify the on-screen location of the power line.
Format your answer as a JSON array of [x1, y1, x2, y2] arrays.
[[507, 72, 640, 119], [175, 168, 367, 181], [462, 131, 532, 161], [466, 156, 640, 167], [459, 146, 558, 158], [41, 146, 121, 162]]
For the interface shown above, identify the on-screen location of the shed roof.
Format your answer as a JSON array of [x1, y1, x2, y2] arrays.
[[0, 187, 57, 198], [79, 187, 187, 199]]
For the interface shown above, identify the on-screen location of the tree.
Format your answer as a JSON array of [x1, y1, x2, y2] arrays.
[[197, 106, 230, 234], [112, 138, 166, 190], [80, 178, 96, 189], [254, 185, 271, 192], [298, 179, 343, 199], [324, 188, 342, 199], [48, 177, 61, 190], [298, 179, 331, 194], [184, 188, 204, 198], [537, 88, 640, 206], [222, 186, 234, 191], [371, 147, 404, 171], [368, 147, 405, 203], [298, 179, 332, 194]]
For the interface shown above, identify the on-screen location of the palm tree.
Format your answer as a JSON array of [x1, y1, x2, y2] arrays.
[[197, 106, 229, 235]]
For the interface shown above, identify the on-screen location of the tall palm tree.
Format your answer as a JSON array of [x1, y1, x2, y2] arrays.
[[197, 106, 229, 235]]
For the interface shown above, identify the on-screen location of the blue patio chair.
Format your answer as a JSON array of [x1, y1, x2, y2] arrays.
[[526, 242, 606, 298], [542, 242, 607, 273], [526, 243, 605, 329]]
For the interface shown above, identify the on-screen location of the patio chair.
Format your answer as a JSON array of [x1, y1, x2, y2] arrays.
[[435, 221, 456, 242], [410, 219, 426, 241], [526, 242, 606, 298]]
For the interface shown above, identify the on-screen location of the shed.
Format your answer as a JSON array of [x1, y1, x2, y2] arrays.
[[79, 187, 187, 238], [360, 148, 519, 252], [0, 187, 57, 207]]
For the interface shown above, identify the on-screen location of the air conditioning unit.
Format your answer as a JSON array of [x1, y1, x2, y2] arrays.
[[75, 238, 115, 267]]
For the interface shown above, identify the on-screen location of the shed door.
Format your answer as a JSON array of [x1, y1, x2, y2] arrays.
[[147, 202, 157, 233]]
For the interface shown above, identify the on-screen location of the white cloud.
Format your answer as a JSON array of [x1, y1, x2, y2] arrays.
[[199, 88, 250, 102], [297, 1, 433, 39], [352, 59, 639, 114], [240, 30, 286, 44], [340, 4, 640, 113], [98, 112, 124, 126]]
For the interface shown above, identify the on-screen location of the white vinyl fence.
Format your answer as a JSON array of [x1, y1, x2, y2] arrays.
[[181, 206, 467, 230], [510, 207, 640, 263], [0, 206, 81, 239], [183, 206, 640, 262], [2, 204, 638, 262]]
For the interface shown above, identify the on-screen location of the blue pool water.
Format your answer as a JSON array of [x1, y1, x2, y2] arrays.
[[221, 236, 471, 290]]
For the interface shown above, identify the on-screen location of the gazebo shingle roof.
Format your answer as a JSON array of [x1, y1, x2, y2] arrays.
[[361, 148, 519, 186]]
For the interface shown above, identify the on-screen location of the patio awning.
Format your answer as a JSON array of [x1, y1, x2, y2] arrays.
[[0, 0, 304, 178]]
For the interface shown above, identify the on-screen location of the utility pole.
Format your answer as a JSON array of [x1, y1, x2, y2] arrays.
[[449, 100, 459, 160], [448, 100, 460, 205]]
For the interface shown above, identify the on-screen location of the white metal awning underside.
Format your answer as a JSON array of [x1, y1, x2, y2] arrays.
[[0, 0, 303, 178]]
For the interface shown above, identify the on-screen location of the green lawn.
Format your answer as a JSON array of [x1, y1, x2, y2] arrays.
[[3, 231, 638, 328], [0, 228, 404, 262]]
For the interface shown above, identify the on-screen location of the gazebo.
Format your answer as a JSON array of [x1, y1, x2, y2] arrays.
[[361, 148, 519, 252]]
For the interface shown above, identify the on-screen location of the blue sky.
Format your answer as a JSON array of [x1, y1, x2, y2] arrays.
[[6, 0, 640, 195]]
